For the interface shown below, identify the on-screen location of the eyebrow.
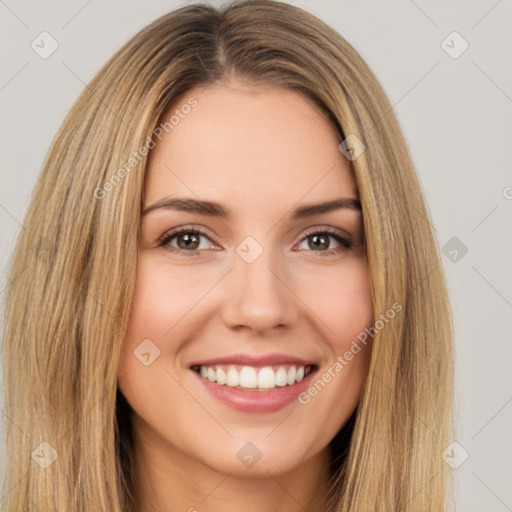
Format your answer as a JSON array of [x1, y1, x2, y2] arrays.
[[141, 196, 361, 219]]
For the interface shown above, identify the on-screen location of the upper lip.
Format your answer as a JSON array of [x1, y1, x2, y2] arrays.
[[189, 353, 316, 368]]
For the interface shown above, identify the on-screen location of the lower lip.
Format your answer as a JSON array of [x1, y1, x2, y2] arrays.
[[192, 370, 316, 413]]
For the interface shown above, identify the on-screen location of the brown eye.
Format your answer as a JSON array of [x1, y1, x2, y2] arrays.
[[297, 229, 353, 254], [158, 228, 214, 253], [175, 232, 201, 250], [307, 234, 331, 251]]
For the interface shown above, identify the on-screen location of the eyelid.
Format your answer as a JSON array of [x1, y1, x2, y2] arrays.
[[299, 224, 352, 240], [156, 223, 357, 254]]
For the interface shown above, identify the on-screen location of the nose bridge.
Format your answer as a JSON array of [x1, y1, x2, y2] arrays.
[[221, 235, 298, 333]]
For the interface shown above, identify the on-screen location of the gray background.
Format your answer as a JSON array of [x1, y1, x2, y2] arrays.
[[1, 0, 511, 510]]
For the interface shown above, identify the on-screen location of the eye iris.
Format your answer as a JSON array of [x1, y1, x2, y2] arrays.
[[177, 232, 200, 250], [309, 234, 330, 250]]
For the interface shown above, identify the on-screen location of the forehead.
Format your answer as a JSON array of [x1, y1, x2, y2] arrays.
[[144, 82, 358, 206]]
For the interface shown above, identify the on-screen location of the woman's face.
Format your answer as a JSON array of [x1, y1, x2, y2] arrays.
[[118, 81, 373, 481]]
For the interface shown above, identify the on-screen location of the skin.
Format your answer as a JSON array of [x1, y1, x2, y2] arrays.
[[117, 80, 374, 512]]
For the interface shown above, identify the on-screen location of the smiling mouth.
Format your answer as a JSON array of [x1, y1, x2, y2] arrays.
[[191, 364, 316, 391]]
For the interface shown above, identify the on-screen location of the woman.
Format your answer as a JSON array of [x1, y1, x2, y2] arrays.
[[1, 1, 454, 510]]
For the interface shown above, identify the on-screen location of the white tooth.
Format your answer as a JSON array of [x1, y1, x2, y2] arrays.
[[201, 364, 308, 388], [257, 367, 275, 389], [216, 366, 226, 385], [275, 367, 288, 387], [226, 367, 240, 386], [239, 366, 257, 388], [207, 367, 217, 382], [287, 366, 297, 385]]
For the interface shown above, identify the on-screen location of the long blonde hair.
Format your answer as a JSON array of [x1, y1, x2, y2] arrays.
[[1, 1, 454, 510]]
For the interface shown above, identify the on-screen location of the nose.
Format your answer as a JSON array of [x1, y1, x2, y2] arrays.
[[220, 243, 299, 335]]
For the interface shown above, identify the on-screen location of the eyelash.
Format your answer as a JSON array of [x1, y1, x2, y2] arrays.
[[156, 225, 356, 258]]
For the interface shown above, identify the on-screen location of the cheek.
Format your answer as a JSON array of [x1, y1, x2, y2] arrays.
[[117, 256, 205, 427], [117, 253, 235, 402], [122, 255, 219, 347], [118, 257, 188, 376], [291, 261, 373, 444], [299, 259, 374, 346], [119, 254, 374, 377]]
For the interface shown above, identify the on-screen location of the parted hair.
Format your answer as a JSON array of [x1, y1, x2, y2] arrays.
[[1, 1, 454, 510]]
